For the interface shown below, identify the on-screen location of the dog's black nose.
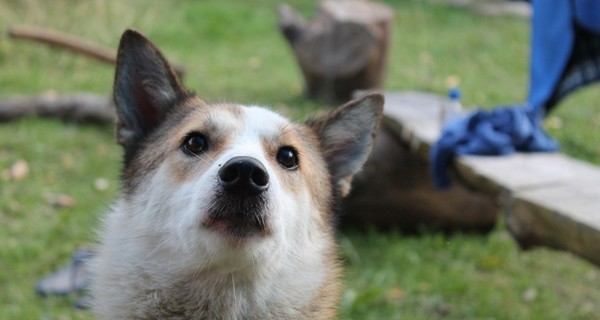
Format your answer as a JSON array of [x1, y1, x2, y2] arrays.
[[218, 156, 269, 196]]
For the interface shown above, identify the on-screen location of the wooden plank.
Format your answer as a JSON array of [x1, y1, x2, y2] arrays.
[[509, 181, 600, 266], [456, 153, 600, 196], [514, 182, 600, 231], [382, 90, 600, 193], [382, 91, 444, 158]]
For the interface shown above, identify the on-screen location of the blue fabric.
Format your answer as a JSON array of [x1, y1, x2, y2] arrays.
[[528, 0, 600, 111], [430, 0, 600, 189], [526, 1, 573, 112], [430, 106, 559, 188]]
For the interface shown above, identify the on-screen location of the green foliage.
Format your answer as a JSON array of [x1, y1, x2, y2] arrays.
[[1, 0, 600, 319]]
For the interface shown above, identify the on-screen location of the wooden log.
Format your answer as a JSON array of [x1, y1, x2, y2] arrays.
[[342, 124, 499, 233], [278, 0, 394, 104], [8, 25, 186, 78], [0, 92, 115, 124]]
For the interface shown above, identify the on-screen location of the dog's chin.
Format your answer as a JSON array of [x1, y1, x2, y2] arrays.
[[203, 216, 267, 245], [202, 194, 270, 246]]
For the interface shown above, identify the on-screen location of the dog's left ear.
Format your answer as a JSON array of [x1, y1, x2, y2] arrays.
[[307, 94, 384, 197], [113, 29, 191, 148]]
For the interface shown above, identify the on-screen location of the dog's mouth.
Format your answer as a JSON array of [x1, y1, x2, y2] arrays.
[[203, 192, 270, 244]]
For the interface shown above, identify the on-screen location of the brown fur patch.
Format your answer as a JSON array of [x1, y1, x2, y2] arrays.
[[261, 123, 334, 224], [122, 100, 246, 192], [166, 103, 245, 184]]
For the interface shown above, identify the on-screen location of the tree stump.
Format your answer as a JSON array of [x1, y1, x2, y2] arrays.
[[278, 0, 394, 104]]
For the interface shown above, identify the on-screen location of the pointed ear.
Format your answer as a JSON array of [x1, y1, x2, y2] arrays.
[[307, 94, 384, 197], [113, 29, 190, 147]]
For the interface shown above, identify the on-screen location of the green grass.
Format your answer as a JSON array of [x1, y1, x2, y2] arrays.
[[1, 1, 600, 319]]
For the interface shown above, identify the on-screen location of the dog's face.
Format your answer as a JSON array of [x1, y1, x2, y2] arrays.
[[112, 30, 383, 271]]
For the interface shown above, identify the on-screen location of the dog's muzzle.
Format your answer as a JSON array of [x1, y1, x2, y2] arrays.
[[204, 156, 271, 241]]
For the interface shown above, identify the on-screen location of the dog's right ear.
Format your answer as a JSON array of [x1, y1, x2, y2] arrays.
[[306, 94, 383, 197], [113, 29, 190, 147]]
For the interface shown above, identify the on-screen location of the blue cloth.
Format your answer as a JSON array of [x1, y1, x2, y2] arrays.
[[528, 0, 600, 112], [430, 106, 559, 188], [430, 0, 600, 189]]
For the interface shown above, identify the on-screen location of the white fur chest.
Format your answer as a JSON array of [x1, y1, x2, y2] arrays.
[[91, 200, 333, 320]]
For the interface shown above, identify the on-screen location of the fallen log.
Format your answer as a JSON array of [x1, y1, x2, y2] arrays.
[[0, 92, 115, 124], [342, 125, 498, 233]]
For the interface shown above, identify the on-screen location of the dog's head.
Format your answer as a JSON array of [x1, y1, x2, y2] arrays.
[[112, 29, 383, 269]]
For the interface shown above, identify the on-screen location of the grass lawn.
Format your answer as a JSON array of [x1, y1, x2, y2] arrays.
[[1, 1, 600, 319]]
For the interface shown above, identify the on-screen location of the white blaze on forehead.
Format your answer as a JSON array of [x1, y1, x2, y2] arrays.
[[210, 105, 291, 177], [242, 106, 289, 138]]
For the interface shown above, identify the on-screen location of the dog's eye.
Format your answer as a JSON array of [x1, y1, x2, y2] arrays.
[[182, 133, 208, 155], [276, 147, 298, 170]]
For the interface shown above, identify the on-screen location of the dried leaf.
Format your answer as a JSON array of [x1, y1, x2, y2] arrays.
[[46, 193, 76, 208], [9, 159, 29, 181]]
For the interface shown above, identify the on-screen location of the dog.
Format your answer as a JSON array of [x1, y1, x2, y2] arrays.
[[91, 29, 383, 320]]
